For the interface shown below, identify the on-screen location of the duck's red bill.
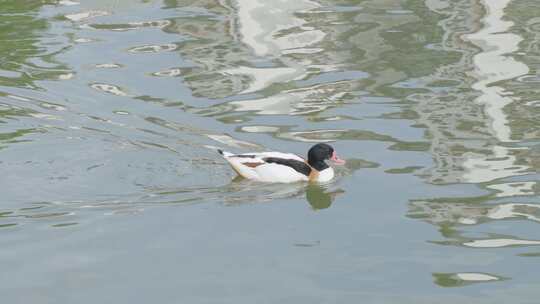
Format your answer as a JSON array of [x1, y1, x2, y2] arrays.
[[330, 152, 346, 165]]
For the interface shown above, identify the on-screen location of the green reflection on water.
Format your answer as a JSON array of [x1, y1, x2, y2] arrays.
[[433, 272, 505, 288], [305, 184, 344, 210], [0, 1, 68, 88]]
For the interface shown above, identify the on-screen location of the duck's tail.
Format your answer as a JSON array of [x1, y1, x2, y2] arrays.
[[217, 149, 252, 178], [217, 149, 234, 158]]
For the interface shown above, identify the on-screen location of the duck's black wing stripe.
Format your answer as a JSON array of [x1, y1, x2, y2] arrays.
[[263, 157, 312, 177], [217, 150, 256, 158], [232, 154, 256, 158]]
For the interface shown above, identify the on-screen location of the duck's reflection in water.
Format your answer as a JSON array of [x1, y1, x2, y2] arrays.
[[0, 181, 346, 229], [224, 177, 344, 210], [305, 184, 344, 210], [1, 178, 347, 229]]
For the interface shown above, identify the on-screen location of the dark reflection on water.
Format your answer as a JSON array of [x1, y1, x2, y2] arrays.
[[433, 272, 507, 288], [305, 184, 344, 210]]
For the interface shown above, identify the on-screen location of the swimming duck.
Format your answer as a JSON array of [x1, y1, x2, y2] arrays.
[[219, 143, 346, 183]]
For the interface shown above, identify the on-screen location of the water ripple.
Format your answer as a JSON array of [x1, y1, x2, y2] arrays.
[[64, 10, 109, 22], [89, 20, 171, 31], [127, 43, 178, 53], [433, 272, 504, 287], [90, 83, 130, 96], [463, 239, 540, 248]]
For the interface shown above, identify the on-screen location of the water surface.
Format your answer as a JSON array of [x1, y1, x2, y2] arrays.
[[1, 0, 540, 303]]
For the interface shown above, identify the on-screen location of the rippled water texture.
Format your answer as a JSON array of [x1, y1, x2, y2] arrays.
[[1, 0, 540, 303]]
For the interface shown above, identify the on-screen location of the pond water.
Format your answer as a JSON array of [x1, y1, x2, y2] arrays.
[[1, 0, 540, 303]]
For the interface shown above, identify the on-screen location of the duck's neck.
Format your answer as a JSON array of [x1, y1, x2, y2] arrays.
[[308, 159, 329, 172]]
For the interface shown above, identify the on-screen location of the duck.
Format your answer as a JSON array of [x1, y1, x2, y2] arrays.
[[218, 143, 346, 183]]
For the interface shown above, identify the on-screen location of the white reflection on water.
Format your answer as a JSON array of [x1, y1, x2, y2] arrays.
[[224, 0, 345, 111], [456, 273, 500, 282], [409, 200, 540, 227], [95, 63, 122, 69], [223, 66, 301, 94], [234, 0, 324, 57], [463, 0, 530, 183], [65, 10, 109, 22], [486, 182, 536, 198], [151, 68, 182, 77], [59, 0, 79, 6], [227, 0, 325, 95], [488, 203, 540, 222], [464, 238, 540, 248], [90, 83, 130, 97], [467, 0, 529, 142], [462, 146, 528, 183], [230, 81, 351, 115]]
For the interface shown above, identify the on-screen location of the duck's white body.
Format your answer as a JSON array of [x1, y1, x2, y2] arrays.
[[219, 150, 335, 183]]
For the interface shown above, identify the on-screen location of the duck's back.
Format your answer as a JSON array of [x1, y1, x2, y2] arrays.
[[219, 150, 310, 183]]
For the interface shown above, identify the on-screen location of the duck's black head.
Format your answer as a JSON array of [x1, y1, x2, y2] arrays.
[[307, 143, 346, 171]]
